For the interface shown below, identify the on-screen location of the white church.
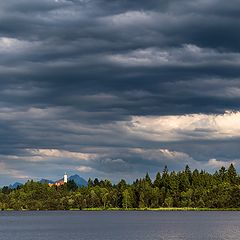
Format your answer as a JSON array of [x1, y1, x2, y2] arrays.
[[49, 173, 68, 187]]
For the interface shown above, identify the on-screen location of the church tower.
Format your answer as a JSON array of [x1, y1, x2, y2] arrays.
[[64, 172, 68, 183]]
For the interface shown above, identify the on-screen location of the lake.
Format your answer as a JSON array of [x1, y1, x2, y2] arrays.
[[0, 211, 239, 240]]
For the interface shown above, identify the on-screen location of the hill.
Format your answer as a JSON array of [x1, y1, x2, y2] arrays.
[[9, 182, 23, 189], [68, 174, 87, 187]]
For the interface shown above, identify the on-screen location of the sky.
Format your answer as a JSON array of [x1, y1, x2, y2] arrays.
[[0, 0, 240, 185]]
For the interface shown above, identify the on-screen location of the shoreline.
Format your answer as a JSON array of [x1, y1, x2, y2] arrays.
[[2, 207, 240, 211], [82, 207, 240, 211]]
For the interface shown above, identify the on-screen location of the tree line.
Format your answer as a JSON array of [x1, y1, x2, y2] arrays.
[[1, 164, 240, 210]]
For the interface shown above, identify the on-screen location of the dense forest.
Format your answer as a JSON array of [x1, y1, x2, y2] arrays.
[[1, 164, 240, 210]]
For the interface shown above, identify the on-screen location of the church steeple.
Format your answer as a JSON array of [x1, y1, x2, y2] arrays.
[[64, 172, 68, 183]]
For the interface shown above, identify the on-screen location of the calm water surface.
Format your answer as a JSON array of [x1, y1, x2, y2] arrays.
[[0, 211, 239, 240]]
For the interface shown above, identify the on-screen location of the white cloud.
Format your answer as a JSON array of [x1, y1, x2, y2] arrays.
[[183, 44, 202, 53], [130, 148, 191, 161], [0, 37, 36, 53], [0, 162, 30, 179], [102, 11, 154, 27], [0, 37, 17, 48], [29, 149, 98, 161], [76, 166, 93, 173], [129, 147, 197, 169], [207, 158, 231, 168], [0, 107, 65, 120], [124, 111, 240, 141], [1, 149, 98, 164], [109, 48, 169, 66], [108, 45, 240, 67]]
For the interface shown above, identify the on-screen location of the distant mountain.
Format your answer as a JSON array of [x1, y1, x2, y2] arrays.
[[39, 174, 87, 187], [9, 182, 23, 189], [68, 174, 87, 187], [39, 179, 55, 184], [7, 175, 87, 188]]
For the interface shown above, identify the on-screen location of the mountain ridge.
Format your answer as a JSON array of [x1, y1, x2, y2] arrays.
[[7, 174, 87, 188]]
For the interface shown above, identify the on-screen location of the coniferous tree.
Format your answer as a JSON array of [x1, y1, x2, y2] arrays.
[[227, 163, 237, 184], [145, 173, 152, 186], [153, 172, 161, 188], [1, 164, 240, 210]]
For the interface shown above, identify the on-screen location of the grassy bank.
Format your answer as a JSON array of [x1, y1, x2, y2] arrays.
[[2, 207, 240, 211], [81, 207, 240, 211]]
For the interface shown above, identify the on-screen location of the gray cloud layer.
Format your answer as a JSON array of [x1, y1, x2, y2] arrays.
[[0, 0, 240, 184]]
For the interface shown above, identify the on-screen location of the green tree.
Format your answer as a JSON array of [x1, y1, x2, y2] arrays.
[[164, 196, 173, 207], [122, 189, 131, 209], [145, 173, 152, 186], [153, 172, 161, 188], [227, 163, 237, 184], [66, 180, 78, 191]]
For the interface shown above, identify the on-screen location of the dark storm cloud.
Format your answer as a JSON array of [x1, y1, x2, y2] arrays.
[[0, 0, 240, 184]]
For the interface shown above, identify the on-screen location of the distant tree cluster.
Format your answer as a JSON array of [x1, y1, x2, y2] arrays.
[[1, 164, 240, 210]]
